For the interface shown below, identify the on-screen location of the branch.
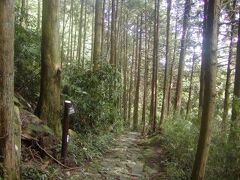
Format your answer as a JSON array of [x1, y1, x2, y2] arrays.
[[35, 141, 81, 171]]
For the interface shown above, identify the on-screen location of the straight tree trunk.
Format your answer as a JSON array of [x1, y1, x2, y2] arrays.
[[142, 5, 149, 135], [61, 0, 67, 67], [70, 0, 74, 61], [227, 10, 240, 178], [149, 0, 160, 133], [110, 0, 117, 66], [101, 0, 106, 58], [0, 0, 20, 178], [191, 0, 219, 178], [160, 0, 172, 127], [133, 15, 143, 131], [93, 0, 103, 71], [167, 17, 178, 115], [198, 0, 208, 119], [91, 1, 95, 67], [174, 0, 191, 113], [35, 0, 62, 136], [127, 40, 135, 126], [222, 0, 236, 131], [37, 0, 41, 31], [73, 18, 78, 61], [106, 0, 111, 59], [20, 0, 27, 27], [123, 14, 128, 123], [67, 6, 72, 62], [82, 3, 87, 69], [77, 0, 84, 65], [186, 52, 196, 119]]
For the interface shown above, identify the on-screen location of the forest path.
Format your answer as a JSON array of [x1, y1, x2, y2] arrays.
[[68, 132, 166, 180]]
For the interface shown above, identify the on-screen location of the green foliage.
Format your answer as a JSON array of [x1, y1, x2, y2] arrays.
[[14, 24, 41, 104], [62, 63, 122, 133], [68, 131, 116, 165], [161, 113, 240, 179], [21, 165, 56, 180], [161, 116, 198, 179]]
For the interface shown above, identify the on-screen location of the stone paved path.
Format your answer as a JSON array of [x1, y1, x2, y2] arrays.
[[68, 132, 166, 180]]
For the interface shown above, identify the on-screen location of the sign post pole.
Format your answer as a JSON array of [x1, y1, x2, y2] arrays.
[[61, 100, 74, 164]]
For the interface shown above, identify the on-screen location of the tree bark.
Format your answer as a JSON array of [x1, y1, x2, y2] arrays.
[[198, 0, 208, 119], [37, 0, 41, 31], [149, 0, 160, 133], [186, 52, 196, 119], [191, 0, 219, 178], [101, 0, 106, 58], [35, 0, 62, 136], [227, 9, 240, 178], [77, 0, 84, 66], [167, 16, 178, 115], [93, 0, 104, 71], [110, 0, 117, 66], [127, 39, 135, 126], [133, 15, 143, 131], [142, 4, 149, 135], [61, 0, 67, 67], [82, 3, 87, 69], [123, 14, 128, 123], [174, 0, 191, 113], [222, 0, 236, 132], [0, 0, 20, 178], [160, 0, 172, 127]]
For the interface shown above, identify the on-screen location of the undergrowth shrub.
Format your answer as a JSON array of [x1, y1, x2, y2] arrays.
[[15, 24, 41, 104], [68, 131, 116, 165], [161, 115, 239, 179], [62, 63, 123, 133], [161, 116, 198, 179], [21, 165, 59, 180]]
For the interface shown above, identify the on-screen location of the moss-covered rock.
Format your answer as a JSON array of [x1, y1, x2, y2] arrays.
[[20, 109, 54, 138]]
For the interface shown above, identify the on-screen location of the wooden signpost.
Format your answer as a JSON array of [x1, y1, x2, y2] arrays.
[[61, 100, 75, 164]]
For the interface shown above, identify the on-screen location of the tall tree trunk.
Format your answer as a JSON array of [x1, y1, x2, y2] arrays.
[[93, 0, 103, 71], [133, 15, 143, 131], [127, 40, 135, 126], [67, 5, 72, 62], [70, 0, 74, 61], [149, 0, 160, 133], [142, 4, 149, 135], [174, 0, 191, 113], [61, 0, 67, 67], [35, 0, 62, 136], [73, 18, 78, 61], [160, 0, 172, 127], [91, 1, 95, 67], [110, 0, 117, 66], [0, 0, 20, 179], [227, 9, 240, 178], [20, 0, 27, 27], [82, 3, 87, 69], [37, 0, 41, 31], [123, 14, 128, 123], [198, 0, 208, 119], [186, 52, 196, 119], [222, 0, 236, 131], [191, 0, 219, 178], [101, 0, 106, 59], [167, 16, 178, 115], [77, 0, 84, 66]]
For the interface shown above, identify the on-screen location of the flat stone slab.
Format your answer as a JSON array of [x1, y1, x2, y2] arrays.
[[69, 132, 166, 180]]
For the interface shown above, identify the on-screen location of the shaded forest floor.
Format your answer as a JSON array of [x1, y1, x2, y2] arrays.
[[67, 132, 167, 180]]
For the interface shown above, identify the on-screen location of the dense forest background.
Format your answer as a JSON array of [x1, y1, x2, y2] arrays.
[[0, 0, 240, 179]]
